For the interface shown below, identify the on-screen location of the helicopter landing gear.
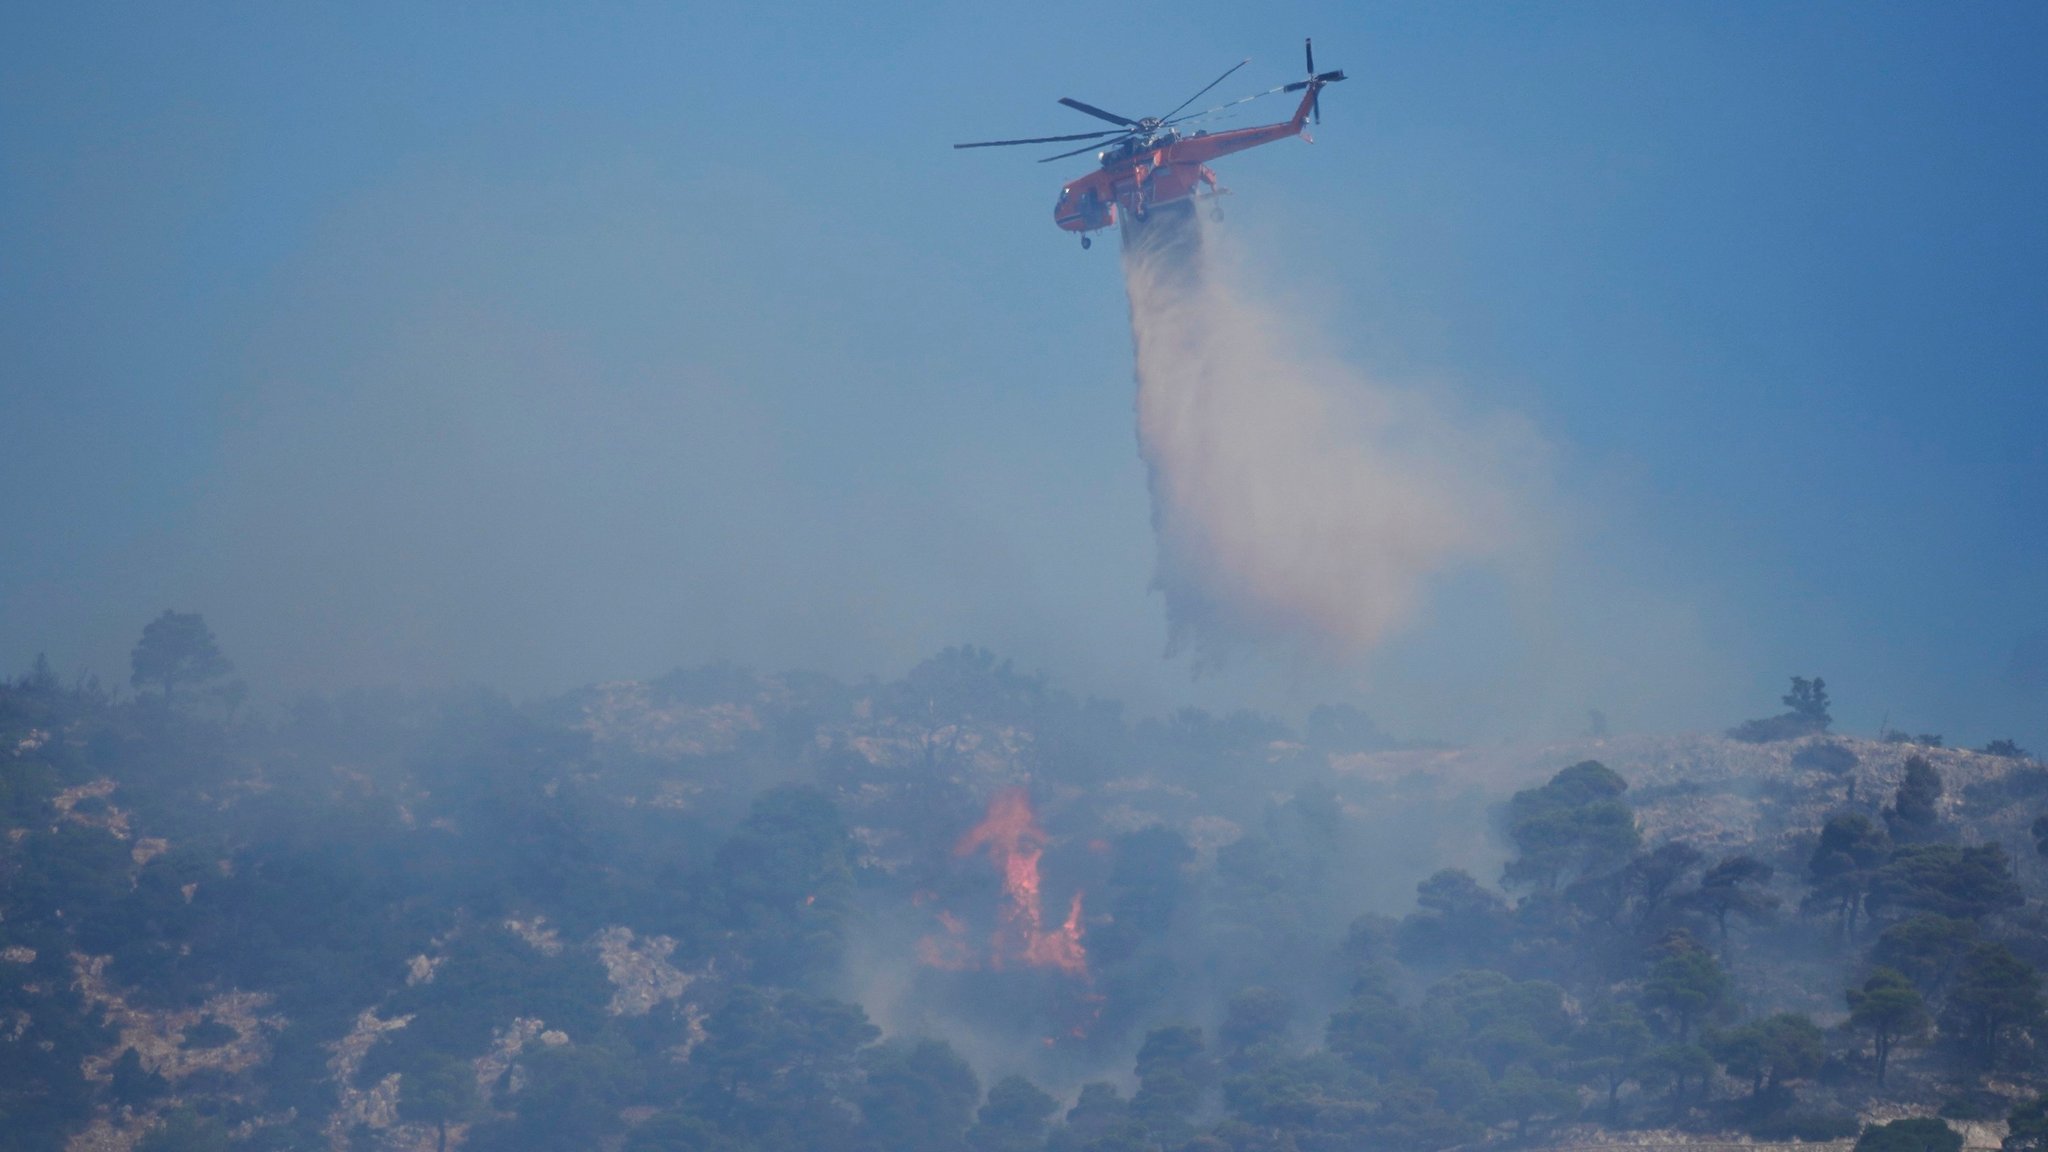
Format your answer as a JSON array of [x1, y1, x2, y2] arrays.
[[1081, 235, 1092, 249]]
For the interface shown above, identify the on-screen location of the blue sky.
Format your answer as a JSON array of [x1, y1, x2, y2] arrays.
[[4, 2, 2044, 746]]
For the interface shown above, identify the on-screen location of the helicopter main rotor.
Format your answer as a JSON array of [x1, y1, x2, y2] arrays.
[[955, 45, 1339, 163]]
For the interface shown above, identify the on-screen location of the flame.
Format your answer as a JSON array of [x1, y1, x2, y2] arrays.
[[951, 789, 1087, 976], [1023, 891, 1086, 973]]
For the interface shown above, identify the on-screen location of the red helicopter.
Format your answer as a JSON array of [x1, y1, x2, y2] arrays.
[[956, 39, 1346, 248]]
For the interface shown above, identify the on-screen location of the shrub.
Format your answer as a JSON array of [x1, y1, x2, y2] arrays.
[[1794, 741, 1860, 774], [1729, 676, 1833, 743], [1730, 713, 1826, 744], [1854, 1116, 1961, 1152], [1751, 1110, 1863, 1142], [1937, 1089, 2007, 1121]]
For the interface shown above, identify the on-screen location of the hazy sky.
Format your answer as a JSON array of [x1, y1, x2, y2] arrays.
[[4, 3, 2044, 747]]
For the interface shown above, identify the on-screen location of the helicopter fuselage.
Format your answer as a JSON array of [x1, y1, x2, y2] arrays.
[[1053, 84, 1321, 235]]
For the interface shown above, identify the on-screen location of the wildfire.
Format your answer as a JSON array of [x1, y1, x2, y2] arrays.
[[924, 788, 1088, 977]]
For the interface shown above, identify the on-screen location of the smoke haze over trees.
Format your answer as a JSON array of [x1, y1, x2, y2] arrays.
[[10, 620, 2048, 1150]]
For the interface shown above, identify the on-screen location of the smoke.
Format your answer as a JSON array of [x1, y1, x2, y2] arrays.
[[1122, 207, 1542, 668]]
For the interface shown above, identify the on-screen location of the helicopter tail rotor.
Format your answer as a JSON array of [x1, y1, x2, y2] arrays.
[[1283, 37, 1347, 124], [1308, 39, 1318, 124]]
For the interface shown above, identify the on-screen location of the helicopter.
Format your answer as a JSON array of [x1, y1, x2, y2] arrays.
[[956, 39, 1346, 248]]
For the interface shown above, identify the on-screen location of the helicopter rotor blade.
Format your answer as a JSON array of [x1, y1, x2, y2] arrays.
[[1306, 39, 1319, 122], [1038, 134, 1132, 162], [1269, 75, 1343, 94], [954, 129, 1127, 149], [1165, 83, 1292, 126], [1157, 58, 1250, 125], [1058, 97, 1138, 127]]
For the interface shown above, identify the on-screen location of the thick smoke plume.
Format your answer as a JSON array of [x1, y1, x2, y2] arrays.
[[1122, 207, 1534, 666]]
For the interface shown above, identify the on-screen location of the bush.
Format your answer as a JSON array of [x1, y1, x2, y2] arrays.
[[1937, 1089, 2008, 1121], [1963, 766, 2048, 806], [1854, 1116, 1962, 1152], [1885, 731, 1944, 747], [1729, 713, 1827, 744], [1750, 1110, 1863, 1142]]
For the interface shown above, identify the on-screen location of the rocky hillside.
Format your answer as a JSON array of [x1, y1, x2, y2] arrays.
[[4, 651, 2045, 1152]]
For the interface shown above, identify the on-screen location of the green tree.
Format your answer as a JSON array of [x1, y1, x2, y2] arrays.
[[1946, 942, 2044, 1065], [2004, 1093, 2048, 1152], [1485, 1064, 1580, 1140], [1502, 762, 1641, 893], [129, 610, 233, 701], [1420, 1056, 1492, 1120], [1869, 843, 2024, 923], [1570, 1001, 1652, 1122], [1419, 969, 1572, 1077], [1677, 855, 1780, 945], [1884, 756, 1945, 843], [1209, 834, 1320, 988], [1785, 676, 1831, 725], [1397, 869, 1511, 969], [857, 1037, 979, 1152], [1622, 842, 1704, 925], [711, 786, 855, 986], [1338, 912, 1402, 997], [481, 1039, 638, 1151], [1325, 992, 1417, 1077], [399, 1054, 480, 1152], [1048, 1082, 1139, 1152], [690, 987, 879, 1147], [968, 1075, 1060, 1152], [1363, 1079, 1481, 1150], [1219, 987, 1293, 1067], [1857, 1117, 1962, 1152], [109, 1047, 168, 1106], [1872, 914, 1978, 996], [1220, 1051, 1372, 1136], [622, 1113, 731, 1152], [1805, 813, 1891, 937], [1709, 1013, 1825, 1101], [1644, 934, 1731, 1041], [1130, 1024, 1212, 1145], [1846, 968, 1929, 1085], [1642, 1043, 1715, 1118], [1729, 676, 1832, 741]]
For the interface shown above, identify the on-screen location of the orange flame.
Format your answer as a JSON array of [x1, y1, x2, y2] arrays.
[[952, 788, 1087, 976]]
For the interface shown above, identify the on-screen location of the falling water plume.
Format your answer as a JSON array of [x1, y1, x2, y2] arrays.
[[1119, 203, 1530, 667]]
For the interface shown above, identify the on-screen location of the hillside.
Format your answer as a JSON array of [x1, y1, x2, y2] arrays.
[[4, 648, 2046, 1152]]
